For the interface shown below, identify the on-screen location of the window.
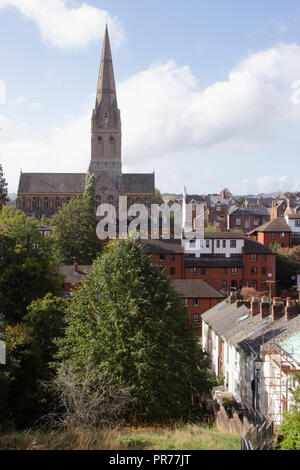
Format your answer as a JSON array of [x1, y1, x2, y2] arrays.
[[44, 198, 48, 209], [236, 218, 241, 226], [160, 254, 166, 261], [190, 240, 196, 248], [252, 280, 257, 289], [190, 267, 197, 275], [272, 232, 276, 239], [184, 298, 188, 307], [170, 255, 175, 262], [193, 314, 200, 322], [97, 136, 102, 156], [254, 218, 259, 225], [231, 280, 237, 288], [251, 255, 257, 261], [230, 240, 237, 248], [262, 255, 266, 262], [109, 136, 115, 156], [194, 299, 199, 307], [170, 267, 176, 276], [32, 199, 37, 209], [222, 280, 227, 289], [216, 204, 221, 212], [206, 240, 210, 248], [251, 267, 257, 275], [295, 220, 300, 227], [222, 267, 227, 275], [216, 240, 220, 248], [280, 232, 285, 238], [232, 267, 238, 275], [55, 198, 59, 209], [223, 240, 226, 248], [201, 267, 206, 276], [262, 267, 267, 275], [261, 280, 267, 288]]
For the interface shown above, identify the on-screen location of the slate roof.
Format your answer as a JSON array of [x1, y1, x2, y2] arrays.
[[59, 265, 92, 284], [173, 279, 226, 299], [18, 173, 86, 194], [248, 217, 291, 235], [202, 299, 300, 357], [229, 206, 270, 217], [121, 173, 155, 194], [140, 238, 184, 254], [243, 238, 274, 255]]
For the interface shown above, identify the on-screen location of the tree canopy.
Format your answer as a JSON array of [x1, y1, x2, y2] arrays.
[[57, 238, 207, 420], [52, 174, 99, 265], [0, 164, 9, 210], [0, 207, 62, 324]]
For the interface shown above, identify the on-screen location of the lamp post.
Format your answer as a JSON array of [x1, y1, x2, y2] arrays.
[[254, 358, 263, 411]]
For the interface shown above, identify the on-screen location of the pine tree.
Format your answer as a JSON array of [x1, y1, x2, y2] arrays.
[[57, 238, 207, 421], [0, 164, 9, 210]]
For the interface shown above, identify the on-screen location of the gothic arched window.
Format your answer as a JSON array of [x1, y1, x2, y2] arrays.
[[109, 136, 115, 157], [98, 136, 103, 157]]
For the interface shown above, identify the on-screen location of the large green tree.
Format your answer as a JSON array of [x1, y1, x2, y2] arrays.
[[57, 238, 207, 421], [0, 207, 62, 324], [0, 163, 9, 210], [52, 174, 99, 265]]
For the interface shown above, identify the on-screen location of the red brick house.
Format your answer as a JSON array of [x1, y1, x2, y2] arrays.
[[227, 206, 270, 233], [173, 279, 225, 336], [248, 217, 292, 249]]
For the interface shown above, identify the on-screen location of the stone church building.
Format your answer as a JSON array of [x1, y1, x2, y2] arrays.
[[17, 26, 155, 218]]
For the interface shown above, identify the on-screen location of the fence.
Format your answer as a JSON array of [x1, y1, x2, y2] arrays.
[[241, 406, 274, 450]]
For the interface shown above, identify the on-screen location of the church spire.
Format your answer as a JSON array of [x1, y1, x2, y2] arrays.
[[95, 25, 118, 110], [90, 25, 122, 178]]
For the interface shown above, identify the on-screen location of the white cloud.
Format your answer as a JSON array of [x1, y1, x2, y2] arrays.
[[0, 80, 6, 104], [11, 95, 41, 109], [3, 43, 300, 194], [118, 43, 300, 168], [0, 0, 126, 49]]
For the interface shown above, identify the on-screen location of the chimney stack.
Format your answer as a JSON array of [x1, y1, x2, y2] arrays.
[[251, 299, 260, 316], [272, 302, 284, 322], [260, 301, 270, 319], [229, 291, 237, 304]]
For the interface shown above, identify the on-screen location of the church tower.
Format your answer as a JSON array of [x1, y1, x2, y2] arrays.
[[89, 25, 122, 186]]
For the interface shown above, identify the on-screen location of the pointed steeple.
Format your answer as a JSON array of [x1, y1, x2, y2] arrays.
[[93, 25, 120, 130], [89, 25, 122, 179], [96, 25, 117, 107]]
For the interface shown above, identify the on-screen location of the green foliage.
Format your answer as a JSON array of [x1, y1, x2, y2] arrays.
[[57, 239, 207, 420], [277, 383, 300, 450], [0, 164, 9, 210], [155, 188, 164, 205], [24, 294, 67, 369], [52, 177, 99, 264], [0, 207, 63, 324], [0, 294, 67, 428], [205, 223, 218, 232], [275, 246, 300, 292]]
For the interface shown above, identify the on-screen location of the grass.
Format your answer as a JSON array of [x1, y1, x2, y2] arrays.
[[0, 423, 240, 450]]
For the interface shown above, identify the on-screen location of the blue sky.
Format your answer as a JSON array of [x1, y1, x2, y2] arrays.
[[1, 0, 300, 195]]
